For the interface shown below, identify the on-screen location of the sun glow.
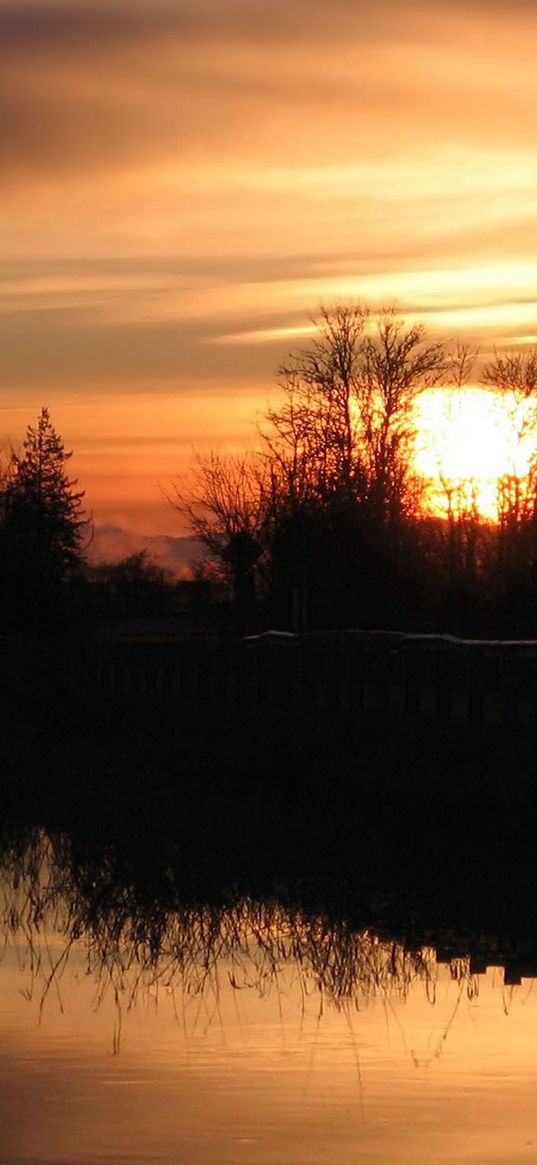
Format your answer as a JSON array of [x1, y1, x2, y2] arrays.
[[414, 388, 537, 520]]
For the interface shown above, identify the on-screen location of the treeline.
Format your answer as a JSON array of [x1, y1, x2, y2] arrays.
[[3, 304, 537, 637], [175, 305, 537, 635]]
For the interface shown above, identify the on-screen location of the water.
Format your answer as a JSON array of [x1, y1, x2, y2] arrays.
[[1, 831, 537, 1164]]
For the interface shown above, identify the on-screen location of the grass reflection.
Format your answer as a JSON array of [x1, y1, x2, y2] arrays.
[[0, 825, 482, 1054]]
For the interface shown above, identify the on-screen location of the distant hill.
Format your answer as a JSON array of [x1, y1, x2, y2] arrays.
[[89, 525, 201, 577]]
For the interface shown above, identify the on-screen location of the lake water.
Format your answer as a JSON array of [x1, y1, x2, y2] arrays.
[[1, 831, 537, 1165]]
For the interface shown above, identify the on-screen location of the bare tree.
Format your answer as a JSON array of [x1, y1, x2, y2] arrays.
[[427, 341, 485, 595], [262, 305, 447, 524], [483, 348, 537, 593], [483, 348, 537, 402], [440, 475, 484, 586], [170, 452, 266, 610], [483, 347, 537, 477], [174, 305, 452, 628], [446, 340, 479, 390], [264, 303, 370, 502], [357, 310, 447, 524]]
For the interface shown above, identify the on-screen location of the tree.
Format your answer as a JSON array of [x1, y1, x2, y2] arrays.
[[265, 304, 370, 502], [422, 343, 487, 625], [260, 305, 447, 623], [482, 349, 537, 621], [357, 310, 447, 526], [3, 408, 88, 600], [90, 551, 170, 615], [170, 452, 265, 629], [263, 306, 446, 521], [174, 305, 451, 629], [258, 308, 367, 626]]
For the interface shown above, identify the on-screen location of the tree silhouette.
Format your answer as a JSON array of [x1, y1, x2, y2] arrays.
[[265, 304, 369, 502], [482, 349, 537, 623], [174, 306, 537, 634], [358, 310, 446, 526], [2, 408, 88, 614], [171, 452, 264, 625], [91, 550, 170, 615], [259, 306, 447, 624], [174, 306, 451, 629]]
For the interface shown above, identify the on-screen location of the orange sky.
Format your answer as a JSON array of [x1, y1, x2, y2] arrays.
[[2, 1, 537, 554]]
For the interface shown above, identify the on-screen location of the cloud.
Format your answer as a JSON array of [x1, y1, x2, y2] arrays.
[[0, 2, 418, 56], [1, 1, 535, 52], [3, 0, 537, 188], [0, 304, 290, 389], [3, 242, 537, 391]]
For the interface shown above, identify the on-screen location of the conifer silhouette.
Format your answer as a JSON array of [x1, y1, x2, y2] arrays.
[[5, 407, 87, 585]]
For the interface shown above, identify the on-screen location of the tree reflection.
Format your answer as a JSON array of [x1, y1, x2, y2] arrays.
[[0, 825, 480, 1053]]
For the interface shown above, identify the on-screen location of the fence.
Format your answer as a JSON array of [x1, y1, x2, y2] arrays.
[[78, 630, 537, 730]]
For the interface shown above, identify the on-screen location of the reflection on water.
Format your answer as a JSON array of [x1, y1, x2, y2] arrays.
[[1, 828, 537, 1164], [1, 828, 482, 1020]]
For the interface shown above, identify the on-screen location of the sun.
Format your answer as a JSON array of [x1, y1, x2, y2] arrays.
[[413, 387, 537, 520]]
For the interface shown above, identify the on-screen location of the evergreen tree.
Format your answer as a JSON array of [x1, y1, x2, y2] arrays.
[[3, 407, 87, 593]]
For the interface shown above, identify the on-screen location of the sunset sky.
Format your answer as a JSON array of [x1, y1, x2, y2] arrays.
[[3, 0, 537, 556]]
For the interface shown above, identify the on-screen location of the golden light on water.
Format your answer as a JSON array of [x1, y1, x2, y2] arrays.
[[414, 388, 537, 520]]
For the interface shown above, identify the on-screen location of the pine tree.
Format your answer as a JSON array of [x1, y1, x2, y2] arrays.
[[4, 407, 87, 588]]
